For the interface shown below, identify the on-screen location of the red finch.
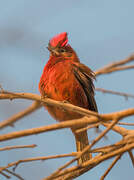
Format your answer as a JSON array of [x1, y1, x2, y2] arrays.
[[39, 32, 98, 164]]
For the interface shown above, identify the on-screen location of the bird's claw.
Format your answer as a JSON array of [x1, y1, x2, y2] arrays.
[[62, 100, 69, 103]]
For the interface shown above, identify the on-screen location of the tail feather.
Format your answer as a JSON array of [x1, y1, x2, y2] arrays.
[[72, 129, 91, 165]]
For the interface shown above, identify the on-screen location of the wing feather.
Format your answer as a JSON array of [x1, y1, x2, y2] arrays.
[[72, 62, 98, 112]]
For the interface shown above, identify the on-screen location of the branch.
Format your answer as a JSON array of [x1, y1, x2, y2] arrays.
[[100, 154, 122, 180], [0, 105, 133, 142], [102, 122, 128, 136], [128, 151, 134, 167], [118, 122, 134, 126], [0, 171, 10, 179], [43, 118, 130, 180], [0, 54, 134, 179], [0, 144, 36, 151], [95, 54, 134, 76], [96, 88, 134, 99], [0, 101, 41, 129], [0, 152, 79, 173], [4, 169, 24, 180], [50, 142, 134, 179], [96, 65, 134, 75], [0, 91, 100, 118]]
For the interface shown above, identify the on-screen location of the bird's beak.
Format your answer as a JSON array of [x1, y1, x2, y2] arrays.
[[47, 46, 60, 56]]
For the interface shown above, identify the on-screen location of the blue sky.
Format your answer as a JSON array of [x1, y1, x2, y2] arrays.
[[0, 1, 134, 179]]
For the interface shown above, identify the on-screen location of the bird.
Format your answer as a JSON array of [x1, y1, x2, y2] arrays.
[[39, 32, 98, 165]]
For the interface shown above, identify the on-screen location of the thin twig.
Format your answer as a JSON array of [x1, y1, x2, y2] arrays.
[[0, 171, 10, 179], [51, 142, 134, 179], [44, 156, 79, 180], [0, 152, 79, 173], [118, 122, 134, 126], [44, 118, 120, 180], [75, 123, 100, 134], [0, 91, 100, 119], [0, 101, 41, 129], [4, 169, 24, 180], [100, 154, 122, 180], [96, 65, 134, 75], [76, 118, 120, 163], [95, 54, 134, 76], [128, 151, 134, 167], [0, 144, 37, 151], [96, 88, 134, 99], [0, 105, 134, 142]]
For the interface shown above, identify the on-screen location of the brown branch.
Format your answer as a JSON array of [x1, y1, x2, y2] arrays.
[[1, 92, 134, 122], [102, 122, 128, 136], [4, 169, 24, 180], [0, 152, 79, 173], [99, 54, 134, 69], [51, 142, 134, 179], [45, 124, 134, 179], [128, 151, 134, 167], [44, 155, 79, 180], [0, 91, 100, 118], [117, 122, 134, 126], [44, 118, 122, 180], [0, 105, 133, 142], [100, 154, 122, 180], [0, 144, 37, 151], [89, 144, 123, 154], [43, 139, 127, 179], [0, 101, 41, 129], [96, 88, 134, 99], [96, 65, 134, 75], [0, 54, 134, 179], [0, 92, 134, 142], [95, 54, 134, 76], [0, 171, 10, 179], [75, 123, 100, 134], [0, 117, 98, 142]]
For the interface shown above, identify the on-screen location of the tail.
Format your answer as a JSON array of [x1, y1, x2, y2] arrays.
[[72, 129, 92, 165]]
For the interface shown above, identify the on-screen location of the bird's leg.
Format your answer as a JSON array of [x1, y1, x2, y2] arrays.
[[71, 127, 92, 165]]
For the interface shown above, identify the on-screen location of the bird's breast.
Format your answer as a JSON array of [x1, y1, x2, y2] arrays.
[[39, 61, 88, 121]]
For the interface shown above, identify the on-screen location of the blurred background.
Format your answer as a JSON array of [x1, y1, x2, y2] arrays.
[[0, 0, 134, 179]]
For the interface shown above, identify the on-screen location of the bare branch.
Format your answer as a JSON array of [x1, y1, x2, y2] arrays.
[[95, 54, 134, 76], [44, 118, 125, 179], [100, 154, 122, 180], [0, 144, 37, 151], [128, 151, 134, 167], [0, 105, 133, 142], [50, 142, 134, 179], [0, 152, 79, 173], [75, 123, 100, 134], [96, 88, 134, 99], [4, 169, 24, 180], [0, 171, 10, 179], [0, 54, 134, 179], [102, 122, 128, 136], [118, 122, 134, 126], [96, 65, 134, 75], [0, 91, 100, 119], [0, 101, 41, 129]]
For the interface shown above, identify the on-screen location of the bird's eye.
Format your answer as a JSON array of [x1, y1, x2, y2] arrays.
[[59, 48, 66, 53]]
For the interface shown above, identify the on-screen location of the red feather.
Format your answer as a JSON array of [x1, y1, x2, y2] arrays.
[[39, 32, 98, 165], [49, 32, 68, 47]]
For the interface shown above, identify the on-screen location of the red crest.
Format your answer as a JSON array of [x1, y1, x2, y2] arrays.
[[49, 32, 68, 47]]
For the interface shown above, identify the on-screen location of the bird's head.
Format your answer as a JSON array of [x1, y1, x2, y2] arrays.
[[47, 32, 74, 58]]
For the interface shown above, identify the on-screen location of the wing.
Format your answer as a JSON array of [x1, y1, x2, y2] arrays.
[[72, 62, 98, 112]]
